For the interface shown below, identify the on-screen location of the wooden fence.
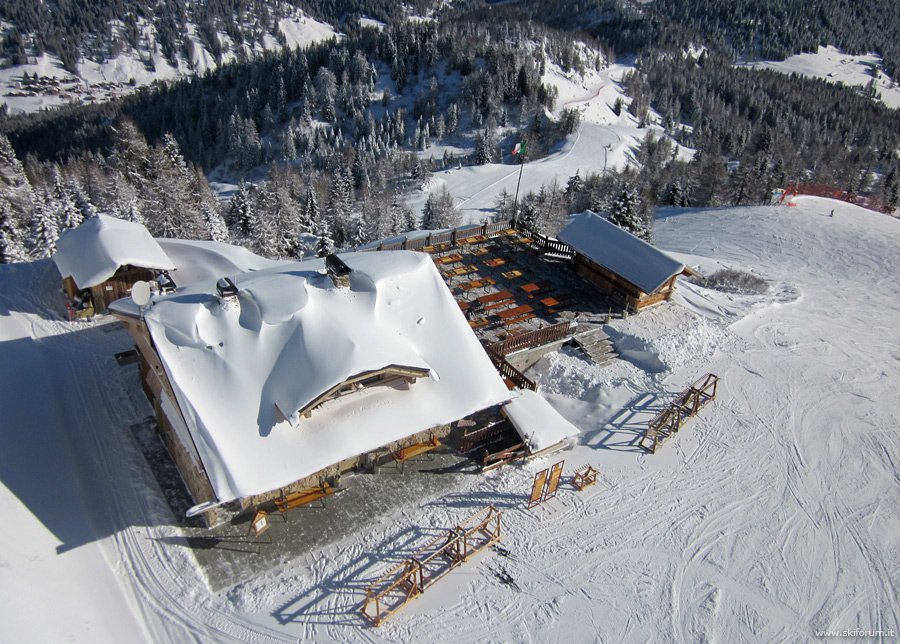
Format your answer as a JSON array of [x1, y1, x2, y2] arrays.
[[361, 506, 502, 626], [488, 320, 576, 356], [515, 222, 575, 258], [362, 220, 514, 253], [460, 420, 514, 453], [485, 347, 537, 391], [781, 184, 895, 215]]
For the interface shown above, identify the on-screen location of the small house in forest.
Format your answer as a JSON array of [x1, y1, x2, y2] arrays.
[[557, 212, 691, 312], [53, 215, 176, 315], [111, 249, 511, 525]]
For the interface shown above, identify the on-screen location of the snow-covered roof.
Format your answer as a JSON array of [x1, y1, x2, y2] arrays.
[[112, 250, 511, 502], [557, 212, 686, 294], [502, 390, 579, 453], [52, 215, 176, 289], [156, 238, 289, 286]]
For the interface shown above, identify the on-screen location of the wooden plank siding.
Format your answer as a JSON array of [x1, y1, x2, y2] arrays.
[[64, 266, 159, 313], [573, 254, 677, 311]]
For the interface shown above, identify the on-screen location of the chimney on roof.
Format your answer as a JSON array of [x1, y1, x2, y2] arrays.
[[216, 276, 239, 307], [325, 253, 351, 288]]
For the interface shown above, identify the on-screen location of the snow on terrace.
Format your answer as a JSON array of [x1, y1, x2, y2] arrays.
[[557, 211, 686, 294], [52, 214, 175, 289], [503, 389, 579, 453], [112, 250, 510, 502]]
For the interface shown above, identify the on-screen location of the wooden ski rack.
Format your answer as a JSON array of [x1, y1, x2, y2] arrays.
[[638, 373, 719, 454], [361, 505, 502, 626], [527, 460, 565, 509], [572, 465, 599, 490]]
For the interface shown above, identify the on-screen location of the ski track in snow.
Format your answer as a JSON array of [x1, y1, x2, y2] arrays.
[[2, 196, 900, 642]]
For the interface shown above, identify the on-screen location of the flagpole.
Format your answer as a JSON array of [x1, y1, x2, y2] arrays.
[[512, 143, 526, 226]]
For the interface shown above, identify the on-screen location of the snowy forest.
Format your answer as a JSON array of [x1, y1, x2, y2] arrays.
[[2, 0, 900, 264]]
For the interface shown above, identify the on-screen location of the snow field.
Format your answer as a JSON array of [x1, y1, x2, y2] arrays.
[[739, 45, 900, 110]]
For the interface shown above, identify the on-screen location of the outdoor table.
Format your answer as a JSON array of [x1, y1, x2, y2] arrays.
[[443, 265, 477, 277], [477, 290, 513, 305], [502, 270, 524, 279], [461, 277, 496, 291], [498, 304, 534, 320], [434, 253, 463, 265]]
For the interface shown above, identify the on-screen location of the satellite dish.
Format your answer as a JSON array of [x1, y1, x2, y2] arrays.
[[131, 280, 152, 307]]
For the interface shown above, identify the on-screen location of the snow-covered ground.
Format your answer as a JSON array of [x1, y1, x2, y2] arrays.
[[739, 45, 900, 110], [0, 12, 339, 115], [2, 195, 899, 642]]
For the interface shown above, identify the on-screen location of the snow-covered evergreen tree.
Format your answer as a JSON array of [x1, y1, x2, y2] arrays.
[[303, 188, 320, 234], [0, 134, 35, 226], [316, 215, 336, 257], [608, 184, 651, 241], [421, 187, 459, 229], [0, 202, 27, 264], [28, 195, 60, 258], [202, 204, 229, 243], [229, 181, 256, 238]]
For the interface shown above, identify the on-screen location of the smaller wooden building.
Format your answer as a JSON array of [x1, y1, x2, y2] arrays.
[[52, 215, 176, 314], [558, 212, 692, 312]]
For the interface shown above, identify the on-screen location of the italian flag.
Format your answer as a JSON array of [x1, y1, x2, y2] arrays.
[[512, 141, 526, 155]]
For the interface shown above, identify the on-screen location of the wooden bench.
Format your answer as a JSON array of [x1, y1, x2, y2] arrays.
[[502, 313, 536, 326], [477, 290, 514, 305], [483, 298, 515, 311], [498, 304, 534, 320], [393, 436, 441, 462], [275, 482, 333, 513]]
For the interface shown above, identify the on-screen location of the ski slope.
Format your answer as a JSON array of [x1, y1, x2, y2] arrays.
[[411, 63, 693, 224], [1, 196, 899, 642]]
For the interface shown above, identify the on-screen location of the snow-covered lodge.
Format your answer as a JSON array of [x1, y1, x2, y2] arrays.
[[557, 212, 692, 312], [52, 215, 176, 315], [111, 250, 512, 523]]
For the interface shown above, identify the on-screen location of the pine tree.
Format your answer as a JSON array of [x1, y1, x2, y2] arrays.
[[229, 181, 256, 237], [315, 215, 335, 257], [608, 184, 650, 241], [28, 196, 60, 258], [0, 202, 27, 264], [303, 188, 319, 233], [202, 204, 229, 243]]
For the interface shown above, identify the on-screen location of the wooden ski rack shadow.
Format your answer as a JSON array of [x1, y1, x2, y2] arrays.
[[638, 373, 719, 454], [361, 505, 502, 626]]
